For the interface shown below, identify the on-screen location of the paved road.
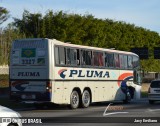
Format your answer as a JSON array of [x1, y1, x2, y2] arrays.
[[18, 98, 160, 126]]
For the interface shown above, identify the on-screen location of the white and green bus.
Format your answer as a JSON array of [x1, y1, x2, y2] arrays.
[[10, 38, 141, 109]]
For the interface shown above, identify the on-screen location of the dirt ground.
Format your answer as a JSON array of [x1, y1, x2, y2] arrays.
[[141, 83, 150, 92]]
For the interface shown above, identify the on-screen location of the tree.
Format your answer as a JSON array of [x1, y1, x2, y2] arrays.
[[0, 7, 9, 25], [14, 10, 42, 37], [12, 9, 160, 71], [0, 23, 26, 65]]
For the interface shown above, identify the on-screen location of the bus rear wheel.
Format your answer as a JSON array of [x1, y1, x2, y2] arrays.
[[70, 90, 80, 109], [81, 90, 90, 108]]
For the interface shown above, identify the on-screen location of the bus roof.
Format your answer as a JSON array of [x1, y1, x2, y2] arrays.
[[14, 38, 139, 57], [51, 39, 138, 57]]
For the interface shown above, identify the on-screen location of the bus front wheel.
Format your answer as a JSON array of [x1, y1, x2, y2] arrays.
[[70, 90, 80, 109], [81, 90, 91, 108]]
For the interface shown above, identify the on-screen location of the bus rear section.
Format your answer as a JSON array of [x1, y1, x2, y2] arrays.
[[9, 38, 51, 103]]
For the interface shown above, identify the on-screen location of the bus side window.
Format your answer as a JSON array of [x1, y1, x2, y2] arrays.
[[67, 48, 77, 66], [81, 50, 86, 65], [133, 56, 139, 68], [55, 46, 66, 65], [93, 51, 103, 67], [81, 50, 92, 66], [86, 51, 92, 65], [119, 54, 124, 69], [123, 55, 128, 69], [114, 54, 120, 68], [128, 55, 133, 69], [98, 52, 103, 66], [59, 47, 66, 65], [105, 52, 114, 68], [72, 49, 77, 65], [67, 48, 71, 65], [105, 53, 109, 67], [55, 46, 59, 65], [77, 49, 80, 65], [93, 52, 98, 66]]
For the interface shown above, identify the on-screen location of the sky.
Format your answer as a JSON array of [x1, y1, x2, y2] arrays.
[[1, 0, 160, 33]]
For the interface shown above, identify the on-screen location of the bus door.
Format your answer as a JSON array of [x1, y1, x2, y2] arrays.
[[133, 68, 142, 85], [133, 68, 142, 99]]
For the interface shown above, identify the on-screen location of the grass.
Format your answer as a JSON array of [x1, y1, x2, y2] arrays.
[[141, 91, 148, 98]]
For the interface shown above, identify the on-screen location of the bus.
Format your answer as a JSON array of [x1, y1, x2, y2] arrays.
[[10, 38, 142, 109]]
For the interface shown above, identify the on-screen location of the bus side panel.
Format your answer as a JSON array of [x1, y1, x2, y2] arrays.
[[52, 81, 64, 104], [53, 67, 129, 104], [52, 80, 124, 104]]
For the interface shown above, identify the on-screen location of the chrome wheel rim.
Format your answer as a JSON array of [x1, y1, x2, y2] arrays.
[[82, 91, 90, 107], [71, 91, 79, 108]]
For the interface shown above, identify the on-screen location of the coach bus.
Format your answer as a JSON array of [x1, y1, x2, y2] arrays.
[[10, 38, 141, 109]]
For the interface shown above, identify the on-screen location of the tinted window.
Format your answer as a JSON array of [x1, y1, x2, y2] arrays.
[[133, 56, 139, 68], [55, 47, 59, 65], [128, 55, 133, 69], [59, 47, 66, 65], [93, 51, 104, 66], [150, 81, 160, 88], [123, 55, 128, 69], [114, 54, 120, 68], [55, 46, 66, 65], [119, 55, 124, 69], [105, 52, 114, 68], [81, 50, 92, 66], [67, 48, 77, 65]]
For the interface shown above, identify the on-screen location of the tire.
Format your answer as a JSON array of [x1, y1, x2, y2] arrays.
[[8, 123, 18, 126], [149, 100, 154, 104], [81, 90, 91, 108], [70, 90, 80, 109], [123, 91, 131, 104], [34, 103, 47, 109]]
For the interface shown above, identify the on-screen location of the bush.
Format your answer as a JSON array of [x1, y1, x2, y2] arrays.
[[0, 74, 9, 88]]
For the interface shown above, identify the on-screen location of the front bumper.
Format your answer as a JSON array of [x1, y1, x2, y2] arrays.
[[148, 93, 160, 101]]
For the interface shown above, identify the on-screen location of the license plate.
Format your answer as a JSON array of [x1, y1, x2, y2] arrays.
[[21, 59, 35, 65], [21, 94, 36, 99]]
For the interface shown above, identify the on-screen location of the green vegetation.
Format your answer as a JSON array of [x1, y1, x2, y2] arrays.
[[0, 7, 9, 24], [141, 91, 148, 98], [0, 8, 160, 71], [0, 74, 8, 79], [0, 75, 9, 87]]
